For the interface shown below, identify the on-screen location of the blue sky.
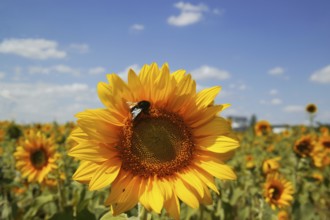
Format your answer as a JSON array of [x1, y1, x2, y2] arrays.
[[0, 0, 330, 125]]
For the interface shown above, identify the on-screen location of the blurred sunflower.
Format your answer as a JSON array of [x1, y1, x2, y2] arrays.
[[68, 63, 239, 219], [245, 155, 255, 169], [318, 136, 330, 152], [254, 120, 272, 136], [262, 157, 281, 175], [277, 210, 290, 220], [263, 173, 294, 210], [293, 135, 315, 158], [14, 130, 59, 183], [306, 103, 317, 114], [320, 126, 329, 136]]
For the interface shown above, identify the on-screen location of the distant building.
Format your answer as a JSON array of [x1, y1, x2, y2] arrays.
[[271, 124, 290, 133], [227, 116, 248, 131]]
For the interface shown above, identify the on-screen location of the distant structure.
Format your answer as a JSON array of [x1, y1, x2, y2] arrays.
[[227, 116, 249, 131], [272, 124, 290, 133]]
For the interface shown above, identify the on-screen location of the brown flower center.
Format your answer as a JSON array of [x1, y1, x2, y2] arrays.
[[269, 185, 282, 201], [296, 140, 313, 156], [323, 141, 330, 149], [119, 108, 195, 178], [30, 148, 48, 169]]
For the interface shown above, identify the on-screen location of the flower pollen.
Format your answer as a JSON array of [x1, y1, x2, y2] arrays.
[[119, 108, 195, 178]]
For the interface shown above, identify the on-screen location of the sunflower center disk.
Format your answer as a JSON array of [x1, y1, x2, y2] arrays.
[[30, 149, 48, 169], [120, 110, 195, 178]]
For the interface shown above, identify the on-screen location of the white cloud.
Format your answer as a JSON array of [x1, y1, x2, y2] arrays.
[[229, 83, 247, 90], [268, 67, 285, 75], [271, 98, 282, 105], [0, 38, 66, 60], [88, 67, 106, 75], [310, 65, 330, 84], [283, 105, 304, 113], [130, 24, 145, 31], [0, 82, 98, 123], [28, 65, 80, 76], [69, 43, 89, 53], [269, 89, 278, 95], [0, 71, 5, 79], [191, 65, 231, 80], [168, 2, 209, 26]]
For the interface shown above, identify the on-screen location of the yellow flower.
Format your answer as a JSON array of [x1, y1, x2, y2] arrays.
[[306, 103, 317, 114], [68, 63, 239, 219], [277, 210, 290, 220], [245, 155, 255, 169], [293, 135, 315, 158], [14, 130, 59, 183], [264, 173, 294, 210], [311, 172, 324, 183], [320, 126, 329, 136], [255, 120, 272, 136], [262, 157, 281, 175]]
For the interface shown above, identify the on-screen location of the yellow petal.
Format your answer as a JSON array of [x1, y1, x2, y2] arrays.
[[188, 105, 223, 128], [127, 69, 144, 100], [139, 177, 164, 213], [174, 177, 199, 209], [68, 141, 116, 163], [177, 169, 204, 198], [106, 74, 134, 101], [164, 191, 180, 220], [89, 158, 122, 190], [193, 117, 232, 138], [197, 135, 239, 153], [72, 161, 100, 183], [105, 171, 131, 205], [191, 167, 219, 194], [196, 86, 221, 109], [111, 176, 140, 215], [194, 158, 237, 180]]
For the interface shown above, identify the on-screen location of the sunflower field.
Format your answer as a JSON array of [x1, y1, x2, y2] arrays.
[[1, 119, 329, 220]]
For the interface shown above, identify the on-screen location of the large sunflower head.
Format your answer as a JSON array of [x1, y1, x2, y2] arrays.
[[14, 130, 59, 183], [293, 135, 315, 158], [306, 103, 317, 114], [68, 63, 239, 219], [254, 120, 272, 136], [263, 173, 294, 210]]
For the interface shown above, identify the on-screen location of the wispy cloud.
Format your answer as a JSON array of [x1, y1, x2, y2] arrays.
[[69, 43, 89, 54], [0, 38, 66, 60], [28, 65, 80, 76], [271, 98, 282, 105], [88, 66, 106, 75], [0, 82, 96, 123], [268, 66, 285, 76], [269, 89, 278, 95], [283, 105, 304, 113], [310, 64, 330, 84], [130, 24, 145, 31], [167, 2, 209, 26], [0, 71, 5, 80], [190, 65, 231, 80]]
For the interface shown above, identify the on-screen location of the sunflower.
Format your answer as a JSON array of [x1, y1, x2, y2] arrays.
[[277, 210, 290, 220], [14, 130, 59, 183], [293, 135, 315, 158], [263, 173, 294, 210], [68, 63, 239, 219], [254, 120, 272, 136], [245, 155, 255, 169], [262, 157, 281, 175], [306, 103, 317, 114]]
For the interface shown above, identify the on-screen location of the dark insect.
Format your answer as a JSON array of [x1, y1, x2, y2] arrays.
[[127, 100, 150, 120]]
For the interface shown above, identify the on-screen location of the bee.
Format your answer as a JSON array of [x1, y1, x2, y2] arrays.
[[127, 100, 151, 120]]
